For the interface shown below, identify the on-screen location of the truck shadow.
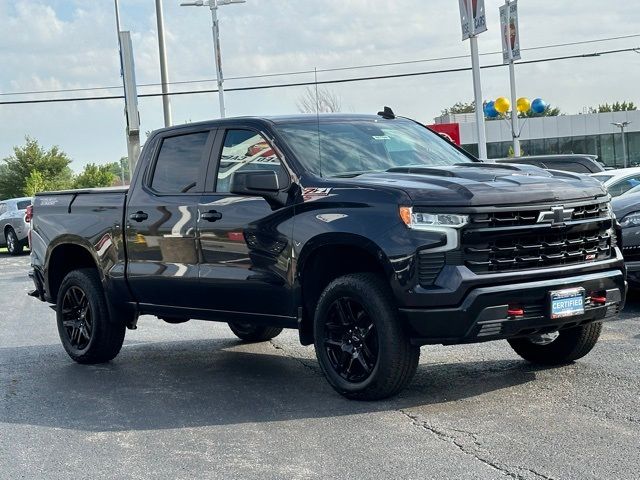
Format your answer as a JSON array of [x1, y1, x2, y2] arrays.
[[1, 338, 540, 433]]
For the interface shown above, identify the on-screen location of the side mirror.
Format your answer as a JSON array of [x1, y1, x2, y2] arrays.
[[230, 170, 285, 207]]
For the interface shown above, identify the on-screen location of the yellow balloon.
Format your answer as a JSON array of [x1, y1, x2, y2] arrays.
[[494, 97, 511, 114], [517, 97, 531, 113]]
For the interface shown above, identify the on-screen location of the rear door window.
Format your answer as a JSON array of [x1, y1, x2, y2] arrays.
[[150, 132, 211, 194], [17, 200, 31, 210]]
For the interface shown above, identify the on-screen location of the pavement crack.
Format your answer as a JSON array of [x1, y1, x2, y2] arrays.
[[398, 409, 556, 480], [268, 339, 322, 376]]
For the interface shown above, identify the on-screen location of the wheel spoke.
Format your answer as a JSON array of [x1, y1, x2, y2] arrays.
[[355, 353, 372, 374], [324, 339, 343, 349], [335, 298, 356, 325]]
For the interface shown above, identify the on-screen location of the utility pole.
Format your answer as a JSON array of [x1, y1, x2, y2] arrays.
[[114, 0, 141, 173], [469, 34, 487, 160], [155, 0, 173, 127], [505, 1, 521, 157], [181, 0, 246, 119], [459, 0, 488, 159], [612, 122, 632, 168]]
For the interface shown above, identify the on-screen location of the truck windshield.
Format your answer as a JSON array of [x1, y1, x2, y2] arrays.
[[276, 118, 474, 178]]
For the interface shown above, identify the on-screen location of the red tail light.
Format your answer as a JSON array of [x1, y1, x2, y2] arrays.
[[25, 205, 33, 223]]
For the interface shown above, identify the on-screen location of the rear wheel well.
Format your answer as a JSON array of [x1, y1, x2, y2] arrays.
[[300, 244, 388, 343], [48, 244, 99, 302]]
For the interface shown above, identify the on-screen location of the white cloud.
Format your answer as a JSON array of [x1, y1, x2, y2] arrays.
[[1, 0, 639, 169]]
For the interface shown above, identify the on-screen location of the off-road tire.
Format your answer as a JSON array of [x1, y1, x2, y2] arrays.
[[228, 322, 283, 342], [314, 273, 420, 400], [508, 322, 603, 365], [56, 268, 126, 364]]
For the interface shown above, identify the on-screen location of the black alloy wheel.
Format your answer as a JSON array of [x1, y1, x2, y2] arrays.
[[61, 286, 93, 351], [323, 297, 378, 383], [314, 273, 419, 400], [56, 268, 126, 363]]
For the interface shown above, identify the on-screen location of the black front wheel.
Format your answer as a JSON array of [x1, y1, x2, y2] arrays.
[[56, 268, 126, 364], [6, 228, 23, 255], [228, 322, 283, 342], [314, 273, 419, 400]]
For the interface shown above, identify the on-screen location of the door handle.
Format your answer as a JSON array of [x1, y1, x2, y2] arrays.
[[129, 211, 149, 222], [200, 210, 223, 222]]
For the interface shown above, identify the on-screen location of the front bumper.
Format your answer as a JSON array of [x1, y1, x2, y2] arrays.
[[400, 269, 626, 345]]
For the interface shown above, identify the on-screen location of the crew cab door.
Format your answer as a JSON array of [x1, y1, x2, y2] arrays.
[[195, 127, 295, 321], [125, 128, 215, 309]]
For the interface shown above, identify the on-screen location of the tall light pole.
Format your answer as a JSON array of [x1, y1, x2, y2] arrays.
[[612, 121, 632, 168], [180, 0, 246, 118], [156, 0, 173, 127]]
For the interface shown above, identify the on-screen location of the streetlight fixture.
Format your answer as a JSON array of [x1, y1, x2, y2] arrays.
[[180, 0, 246, 118], [612, 121, 632, 168]]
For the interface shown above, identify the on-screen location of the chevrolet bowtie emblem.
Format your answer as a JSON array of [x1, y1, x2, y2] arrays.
[[537, 206, 574, 226]]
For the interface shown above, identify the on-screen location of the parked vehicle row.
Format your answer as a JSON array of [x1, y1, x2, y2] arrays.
[[0, 197, 31, 255]]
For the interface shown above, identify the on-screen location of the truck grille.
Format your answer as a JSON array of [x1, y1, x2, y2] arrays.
[[462, 202, 613, 274], [470, 202, 609, 228]]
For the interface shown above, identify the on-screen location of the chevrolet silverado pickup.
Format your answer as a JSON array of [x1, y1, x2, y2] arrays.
[[29, 111, 627, 400]]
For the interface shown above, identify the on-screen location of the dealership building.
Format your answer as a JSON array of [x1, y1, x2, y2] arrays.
[[433, 110, 640, 168]]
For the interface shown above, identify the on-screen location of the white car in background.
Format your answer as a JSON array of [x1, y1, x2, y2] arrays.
[[0, 197, 32, 255], [590, 167, 640, 197]]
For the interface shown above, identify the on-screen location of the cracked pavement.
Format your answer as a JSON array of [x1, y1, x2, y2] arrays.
[[1, 254, 639, 479]]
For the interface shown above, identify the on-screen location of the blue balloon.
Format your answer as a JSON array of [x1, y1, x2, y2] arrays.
[[484, 101, 499, 118], [531, 98, 547, 114]]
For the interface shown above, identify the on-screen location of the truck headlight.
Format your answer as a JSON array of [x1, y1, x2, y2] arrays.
[[620, 211, 640, 228], [399, 207, 468, 230]]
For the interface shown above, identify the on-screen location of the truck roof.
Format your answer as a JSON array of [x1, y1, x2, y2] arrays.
[[148, 113, 400, 136]]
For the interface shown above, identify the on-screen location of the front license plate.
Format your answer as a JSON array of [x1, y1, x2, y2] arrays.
[[550, 288, 585, 319]]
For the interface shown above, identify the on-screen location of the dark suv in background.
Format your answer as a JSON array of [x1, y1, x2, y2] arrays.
[[495, 154, 606, 174]]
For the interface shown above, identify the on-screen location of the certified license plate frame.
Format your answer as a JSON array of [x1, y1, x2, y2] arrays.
[[549, 287, 585, 320]]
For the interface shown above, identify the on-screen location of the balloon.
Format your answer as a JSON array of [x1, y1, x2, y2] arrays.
[[494, 97, 511, 114], [531, 98, 547, 114], [484, 101, 499, 118], [517, 97, 531, 113]]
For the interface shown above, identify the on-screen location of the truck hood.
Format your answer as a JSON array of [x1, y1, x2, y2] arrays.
[[347, 163, 607, 207]]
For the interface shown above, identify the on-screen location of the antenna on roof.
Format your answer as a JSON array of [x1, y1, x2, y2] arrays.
[[377, 106, 396, 119]]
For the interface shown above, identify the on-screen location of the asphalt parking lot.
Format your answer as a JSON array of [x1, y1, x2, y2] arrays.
[[1, 252, 639, 480]]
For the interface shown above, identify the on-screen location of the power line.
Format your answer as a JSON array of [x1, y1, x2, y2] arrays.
[[0, 46, 637, 106], [1, 33, 639, 97]]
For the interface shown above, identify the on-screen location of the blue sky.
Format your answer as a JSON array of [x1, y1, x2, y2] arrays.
[[1, 0, 639, 171]]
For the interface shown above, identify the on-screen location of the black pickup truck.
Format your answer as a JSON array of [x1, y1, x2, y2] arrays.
[[29, 111, 626, 400]]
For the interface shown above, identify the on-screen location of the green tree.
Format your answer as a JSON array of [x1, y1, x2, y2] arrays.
[[520, 105, 562, 118], [589, 101, 637, 113], [24, 170, 49, 196], [0, 137, 73, 198], [441, 101, 476, 116], [73, 163, 115, 189], [106, 157, 130, 185]]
